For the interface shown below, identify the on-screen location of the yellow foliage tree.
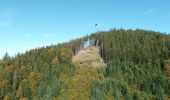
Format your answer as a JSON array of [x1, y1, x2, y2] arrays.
[[3, 93, 12, 100], [28, 72, 44, 97], [52, 57, 59, 65], [58, 47, 72, 63]]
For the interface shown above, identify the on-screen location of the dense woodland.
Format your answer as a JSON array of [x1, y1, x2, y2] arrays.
[[0, 29, 170, 100]]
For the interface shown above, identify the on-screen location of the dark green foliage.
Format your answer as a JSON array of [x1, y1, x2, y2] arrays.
[[90, 79, 132, 100], [3, 53, 11, 62], [23, 84, 31, 98], [90, 60, 170, 99], [133, 91, 140, 100], [93, 29, 170, 67]]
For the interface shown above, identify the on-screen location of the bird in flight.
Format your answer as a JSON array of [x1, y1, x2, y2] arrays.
[[95, 23, 98, 27]]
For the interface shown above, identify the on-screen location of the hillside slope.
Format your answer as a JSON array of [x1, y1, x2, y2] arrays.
[[0, 29, 170, 99]]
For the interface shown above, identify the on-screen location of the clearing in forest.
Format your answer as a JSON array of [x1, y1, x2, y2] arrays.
[[72, 46, 106, 67]]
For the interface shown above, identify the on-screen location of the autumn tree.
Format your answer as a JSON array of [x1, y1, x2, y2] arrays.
[[58, 47, 73, 63]]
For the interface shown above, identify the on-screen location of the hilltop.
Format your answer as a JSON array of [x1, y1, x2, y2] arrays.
[[0, 29, 170, 99]]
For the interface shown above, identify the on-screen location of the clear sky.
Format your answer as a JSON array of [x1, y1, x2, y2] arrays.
[[0, 0, 170, 58]]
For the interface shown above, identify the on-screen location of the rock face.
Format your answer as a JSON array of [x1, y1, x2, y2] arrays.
[[72, 46, 105, 67]]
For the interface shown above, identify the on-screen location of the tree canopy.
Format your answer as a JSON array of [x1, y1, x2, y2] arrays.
[[0, 29, 170, 99]]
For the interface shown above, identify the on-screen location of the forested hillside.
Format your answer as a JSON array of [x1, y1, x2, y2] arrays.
[[0, 29, 170, 100]]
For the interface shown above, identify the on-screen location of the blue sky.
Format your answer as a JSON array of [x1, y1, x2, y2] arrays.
[[0, 0, 170, 58]]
